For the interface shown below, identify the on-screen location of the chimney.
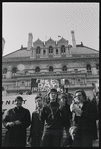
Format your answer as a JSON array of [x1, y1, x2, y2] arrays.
[[71, 30, 76, 48], [27, 33, 33, 50]]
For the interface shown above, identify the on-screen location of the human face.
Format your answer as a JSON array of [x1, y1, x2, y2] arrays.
[[50, 92, 57, 102], [35, 98, 43, 108], [15, 99, 23, 107], [61, 96, 66, 104], [74, 92, 85, 103]]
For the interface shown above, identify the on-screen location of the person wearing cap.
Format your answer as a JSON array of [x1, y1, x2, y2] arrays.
[[2, 96, 31, 147], [40, 88, 68, 147], [70, 89, 98, 147], [27, 95, 44, 147]]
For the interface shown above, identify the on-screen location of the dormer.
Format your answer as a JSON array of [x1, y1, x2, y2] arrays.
[[57, 37, 68, 47], [45, 38, 56, 47], [33, 38, 44, 48]]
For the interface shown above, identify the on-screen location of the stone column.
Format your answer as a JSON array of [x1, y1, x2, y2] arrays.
[[6, 66, 12, 79], [91, 67, 97, 75]]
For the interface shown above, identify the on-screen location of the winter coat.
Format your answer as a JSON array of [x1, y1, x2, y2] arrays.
[[40, 102, 68, 133], [28, 110, 44, 147], [72, 101, 98, 147], [2, 106, 31, 147]]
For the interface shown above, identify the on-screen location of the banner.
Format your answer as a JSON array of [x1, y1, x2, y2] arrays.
[[31, 78, 60, 92]]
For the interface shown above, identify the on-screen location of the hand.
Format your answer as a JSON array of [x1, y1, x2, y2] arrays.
[[72, 104, 82, 116], [26, 141, 31, 146], [27, 137, 32, 146], [6, 122, 14, 127], [14, 120, 21, 125], [59, 99, 65, 109]]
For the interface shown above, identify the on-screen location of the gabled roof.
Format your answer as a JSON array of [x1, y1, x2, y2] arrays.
[[33, 38, 44, 45], [45, 38, 56, 45], [71, 46, 99, 55], [57, 37, 68, 44], [3, 47, 31, 58], [3, 43, 99, 59]]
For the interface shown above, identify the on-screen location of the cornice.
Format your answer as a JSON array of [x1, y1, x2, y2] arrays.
[[2, 55, 99, 63]]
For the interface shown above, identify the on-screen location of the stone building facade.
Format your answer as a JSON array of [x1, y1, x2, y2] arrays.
[[2, 31, 99, 99]]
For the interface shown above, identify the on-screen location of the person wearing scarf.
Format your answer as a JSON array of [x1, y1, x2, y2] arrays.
[[40, 88, 68, 147]]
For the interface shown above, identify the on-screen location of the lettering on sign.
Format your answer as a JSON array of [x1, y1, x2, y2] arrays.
[[2, 95, 37, 119], [32, 79, 59, 92]]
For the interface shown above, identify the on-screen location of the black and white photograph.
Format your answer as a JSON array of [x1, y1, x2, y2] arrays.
[[2, 2, 99, 147]]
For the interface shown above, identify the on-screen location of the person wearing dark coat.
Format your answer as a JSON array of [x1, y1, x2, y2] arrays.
[[59, 93, 72, 147], [40, 88, 68, 147], [90, 96, 99, 140], [27, 95, 44, 147], [70, 89, 98, 147], [2, 96, 31, 147]]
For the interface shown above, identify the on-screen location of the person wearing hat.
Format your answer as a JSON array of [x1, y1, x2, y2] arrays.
[[2, 96, 31, 147], [70, 89, 98, 147], [27, 95, 44, 147], [40, 88, 68, 147]]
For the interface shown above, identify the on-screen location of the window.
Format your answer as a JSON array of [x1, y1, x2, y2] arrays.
[[65, 79, 69, 85], [49, 46, 53, 54], [62, 65, 67, 71], [74, 69, 78, 73], [36, 46, 41, 54], [96, 64, 99, 74], [12, 67, 17, 77], [43, 49, 46, 55], [86, 64, 92, 75], [77, 78, 81, 82], [56, 49, 58, 54], [49, 66, 53, 72], [35, 67, 40, 72], [61, 45, 65, 54], [3, 68, 7, 74], [12, 67, 17, 73]]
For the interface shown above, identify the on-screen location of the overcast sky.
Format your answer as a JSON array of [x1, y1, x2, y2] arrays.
[[2, 2, 99, 56]]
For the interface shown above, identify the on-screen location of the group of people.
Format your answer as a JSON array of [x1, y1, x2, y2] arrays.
[[2, 87, 99, 147]]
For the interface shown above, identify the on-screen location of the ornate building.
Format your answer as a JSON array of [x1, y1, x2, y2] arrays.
[[2, 31, 99, 99]]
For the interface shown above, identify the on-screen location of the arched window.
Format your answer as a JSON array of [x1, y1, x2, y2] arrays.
[[43, 49, 46, 55], [86, 64, 92, 75], [56, 49, 58, 54], [65, 79, 70, 85], [96, 63, 99, 74], [35, 67, 40, 72], [12, 67, 17, 77], [3, 68, 7, 74], [61, 45, 65, 54], [36, 46, 41, 54], [49, 66, 53, 72], [12, 67, 17, 73], [62, 65, 67, 71], [49, 46, 53, 54]]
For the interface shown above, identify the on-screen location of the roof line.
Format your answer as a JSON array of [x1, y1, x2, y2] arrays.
[[83, 46, 99, 52], [3, 47, 27, 57]]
